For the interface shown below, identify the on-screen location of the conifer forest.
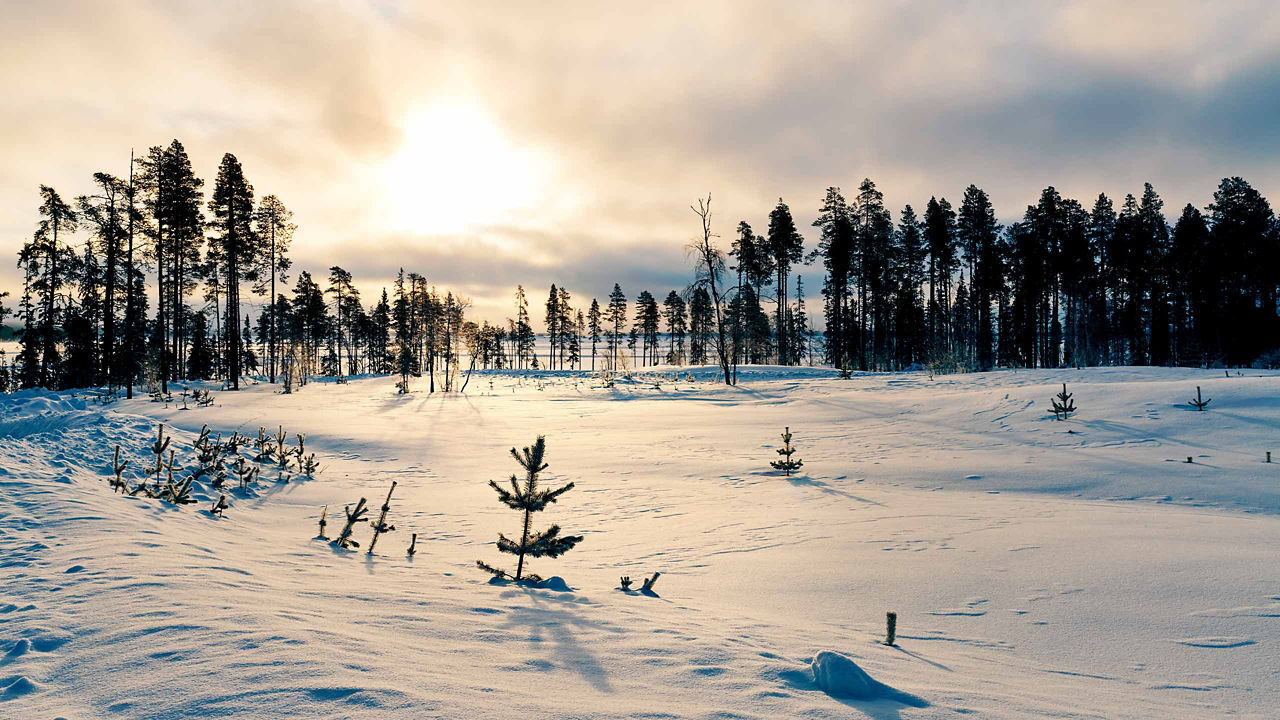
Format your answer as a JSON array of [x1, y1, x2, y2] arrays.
[[4, 3, 1279, 719]]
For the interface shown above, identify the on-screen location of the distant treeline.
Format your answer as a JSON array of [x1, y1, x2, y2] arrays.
[[6, 137, 1277, 392]]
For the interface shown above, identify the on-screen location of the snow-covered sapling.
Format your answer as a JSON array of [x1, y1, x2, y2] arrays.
[[317, 505, 329, 539], [1051, 383, 1076, 420], [146, 424, 171, 480], [211, 494, 229, 518], [476, 436, 584, 583], [1189, 386, 1211, 411], [639, 572, 661, 595], [231, 457, 259, 490], [769, 427, 804, 476], [885, 612, 897, 646], [253, 426, 271, 463], [110, 445, 129, 493], [333, 498, 369, 549], [366, 481, 398, 555], [407, 533, 417, 557]]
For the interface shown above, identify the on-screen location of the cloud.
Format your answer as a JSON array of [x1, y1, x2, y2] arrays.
[[2, 1, 1277, 324]]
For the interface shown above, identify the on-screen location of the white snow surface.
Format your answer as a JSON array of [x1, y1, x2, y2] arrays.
[[2, 366, 1279, 718]]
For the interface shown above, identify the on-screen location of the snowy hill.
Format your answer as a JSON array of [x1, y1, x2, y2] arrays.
[[2, 367, 1278, 718]]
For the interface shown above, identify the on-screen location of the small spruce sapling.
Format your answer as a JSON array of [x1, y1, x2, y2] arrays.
[[366, 481, 398, 555], [476, 436, 583, 583], [317, 505, 329, 539], [110, 445, 129, 492], [334, 498, 369, 549], [211, 494, 229, 518], [1189, 386, 1211, 411], [619, 576, 633, 591], [1051, 383, 1076, 420], [769, 427, 804, 476]]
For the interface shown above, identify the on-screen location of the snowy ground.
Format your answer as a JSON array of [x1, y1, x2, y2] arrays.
[[2, 366, 1278, 718]]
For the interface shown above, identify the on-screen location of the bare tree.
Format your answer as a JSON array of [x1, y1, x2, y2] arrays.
[[687, 195, 735, 385]]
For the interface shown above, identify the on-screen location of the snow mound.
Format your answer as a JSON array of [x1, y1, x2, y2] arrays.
[[0, 390, 95, 438], [811, 650, 878, 698]]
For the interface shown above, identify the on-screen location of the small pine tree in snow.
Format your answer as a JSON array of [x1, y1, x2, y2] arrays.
[[1189, 385, 1211, 411], [366, 481, 398, 555], [769, 427, 804, 476], [1051, 383, 1076, 420], [145, 424, 171, 482], [210, 494, 228, 518], [110, 445, 129, 493], [333, 498, 369, 549], [477, 436, 583, 583], [317, 505, 329, 539]]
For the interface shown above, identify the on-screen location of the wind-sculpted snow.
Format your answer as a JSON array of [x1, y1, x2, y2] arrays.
[[1, 366, 1278, 718]]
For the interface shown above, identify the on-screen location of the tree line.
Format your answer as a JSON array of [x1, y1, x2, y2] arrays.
[[7, 138, 1276, 392]]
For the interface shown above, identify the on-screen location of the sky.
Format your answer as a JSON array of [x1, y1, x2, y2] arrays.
[[3, 1, 1279, 323]]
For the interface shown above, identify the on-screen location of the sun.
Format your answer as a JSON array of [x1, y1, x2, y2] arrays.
[[382, 104, 543, 236]]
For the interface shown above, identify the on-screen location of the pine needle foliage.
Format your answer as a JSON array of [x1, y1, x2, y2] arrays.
[[769, 426, 804, 476], [1051, 383, 1076, 420], [477, 436, 583, 583]]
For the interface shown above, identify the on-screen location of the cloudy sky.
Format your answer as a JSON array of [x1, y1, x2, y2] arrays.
[[4, 1, 1278, 322]]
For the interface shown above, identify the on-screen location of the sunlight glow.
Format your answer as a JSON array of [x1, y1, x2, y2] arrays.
[[382, 104, 544, 235]]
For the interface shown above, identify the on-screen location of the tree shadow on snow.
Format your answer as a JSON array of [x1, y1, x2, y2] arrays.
[[497, 587, 621, 693], [776, 665, 929, 720]]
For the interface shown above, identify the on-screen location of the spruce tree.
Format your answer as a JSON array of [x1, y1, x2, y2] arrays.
[[770, 426, 804, 476], [476, 436, 583, 583]]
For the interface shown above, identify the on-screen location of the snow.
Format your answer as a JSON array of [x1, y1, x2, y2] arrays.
[[1, 366, 1278, 718]]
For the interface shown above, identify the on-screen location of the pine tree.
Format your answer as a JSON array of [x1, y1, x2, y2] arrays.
[[662, 290, 687, 364], [605, 284, 627, 371], [769, 426, 804, 476], [768, 199, 805, 365], [587, 298, 602, 371], [253, 194, 294, 382], [206, 153, 258, 390], [1051, 383, 1076, 420], [476, 436, 583, 583]]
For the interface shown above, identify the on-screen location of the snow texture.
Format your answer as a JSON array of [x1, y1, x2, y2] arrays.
[[1, 366, 1278, 718]]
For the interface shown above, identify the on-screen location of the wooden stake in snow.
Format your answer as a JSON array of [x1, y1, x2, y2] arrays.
[[885, 611, 897, 646], [366, 482, 398, 555], [1268, 451, 1272, 464], [334, 498, 369, 549], [407, 533, 417, 557], [1189, 386, 1211, 411]]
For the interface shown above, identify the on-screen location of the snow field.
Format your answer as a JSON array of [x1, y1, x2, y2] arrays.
[[1, 366, 1278, 718]]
